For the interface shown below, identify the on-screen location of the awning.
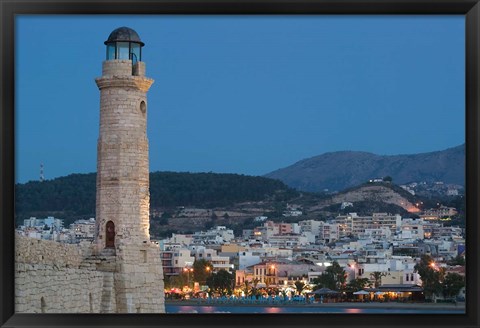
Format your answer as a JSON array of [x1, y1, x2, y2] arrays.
[[353, 290, 370, 295], [311, 288, 340, 295]]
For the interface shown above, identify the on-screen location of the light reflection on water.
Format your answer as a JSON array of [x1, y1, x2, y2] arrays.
[[263, 307, 282, 314], [344, 308, 362, 314], [166, 305, 464, 314]]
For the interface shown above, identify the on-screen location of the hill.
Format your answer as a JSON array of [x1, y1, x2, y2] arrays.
[[309, 181, 422, 215], [265, 144, 465, 192], [15, 171, 298, 226]]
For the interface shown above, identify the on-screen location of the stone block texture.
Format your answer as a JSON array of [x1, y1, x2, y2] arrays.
[[95, 59, 154, 248], [15, 236, 104, 313]]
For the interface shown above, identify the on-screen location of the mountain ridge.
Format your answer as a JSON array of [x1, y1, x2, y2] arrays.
[[265, 144, 465, 192]]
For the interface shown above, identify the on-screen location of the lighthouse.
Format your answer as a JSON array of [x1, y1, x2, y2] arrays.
[[94, 27, 164, 313]]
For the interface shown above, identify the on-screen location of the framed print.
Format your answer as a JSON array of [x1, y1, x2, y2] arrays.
[[1, 1, 479, 328]]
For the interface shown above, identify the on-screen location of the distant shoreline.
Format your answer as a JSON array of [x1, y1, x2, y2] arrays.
[[165, 300, 465, 311]]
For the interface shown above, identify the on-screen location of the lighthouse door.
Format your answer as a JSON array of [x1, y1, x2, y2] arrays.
[[105, 221, 115, 248]]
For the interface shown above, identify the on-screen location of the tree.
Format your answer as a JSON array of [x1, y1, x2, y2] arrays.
[[204, 220, 215, 230], [164, 273, 188, 289], [157, 216, 169, 225], [250, 277, 262, 297], [442, 273, 465, 299], [192, 259, 212, 285], [161, 211, 172, 219], [313, 262, 346, 291], [242, 280, 251, 296], [370, 272, 387, 288], [346, 278, 371, 292], [414, 255, 443, 300], [383, 176, 393, 182], [447, 255, 465, 266], [294, 281, 306, 295], [206, 270, 234, 296]]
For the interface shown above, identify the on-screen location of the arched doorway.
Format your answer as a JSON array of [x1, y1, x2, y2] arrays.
[[105, 221, 115, 248]]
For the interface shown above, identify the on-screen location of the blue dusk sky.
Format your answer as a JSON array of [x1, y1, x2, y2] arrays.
[[15, 15, 465, 184]]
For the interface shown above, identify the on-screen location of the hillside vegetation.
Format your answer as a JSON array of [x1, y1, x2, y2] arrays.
[[16, 171, 464, 238], [15, 171, 298, 227]]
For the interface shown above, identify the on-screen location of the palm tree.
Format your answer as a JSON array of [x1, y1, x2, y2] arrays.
[[370, 272, 386, 288], [251, 278, 261, 297], [294, 281, 306, 295], [243, 280, 251, 296]]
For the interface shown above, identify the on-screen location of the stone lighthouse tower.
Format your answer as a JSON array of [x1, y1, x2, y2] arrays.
[[94, 27, 165, 313]]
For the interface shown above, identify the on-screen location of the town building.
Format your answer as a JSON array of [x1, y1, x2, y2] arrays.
[[334, 213, 401, 236], [70, 218, 96, 242]]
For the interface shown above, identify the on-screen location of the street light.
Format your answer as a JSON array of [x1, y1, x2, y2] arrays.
[[184, 267, 194, 288]]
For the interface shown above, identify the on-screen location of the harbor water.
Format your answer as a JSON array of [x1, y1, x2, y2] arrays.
[[166, 304, 465, 314]]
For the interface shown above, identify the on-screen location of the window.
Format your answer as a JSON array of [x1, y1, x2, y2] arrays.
[[116, 42, 130, 60], [140, 101, 146, 114], [131, 43, 141, 64], [107, 44, 115, 60], [105, 221, 115, 248]]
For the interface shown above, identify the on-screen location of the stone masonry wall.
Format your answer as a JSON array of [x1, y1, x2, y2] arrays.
[[15, 235, 105, 313], [114, 243, 165, 313]]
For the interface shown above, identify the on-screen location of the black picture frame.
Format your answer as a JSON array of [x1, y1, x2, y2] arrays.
[[1, 1, 479, 327]]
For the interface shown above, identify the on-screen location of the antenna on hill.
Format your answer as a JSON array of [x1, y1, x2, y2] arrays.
[[40, 163, 45, 182]]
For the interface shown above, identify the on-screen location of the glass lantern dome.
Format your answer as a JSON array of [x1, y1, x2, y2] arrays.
[[104, 27, 144, 64]]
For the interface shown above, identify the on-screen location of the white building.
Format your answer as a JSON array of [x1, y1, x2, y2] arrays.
[[192, 226, 235, 244], [160, 243, 195, 276], [268, 234, 309, 248], [299, 220, 323, 236], [70, 218, 96, 242], [168, 233, 193, 246], [23, 216, 63, 230], [334, 213, 402, 236], [399, 218, 425, 240], [238, 250, 262, 270]]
